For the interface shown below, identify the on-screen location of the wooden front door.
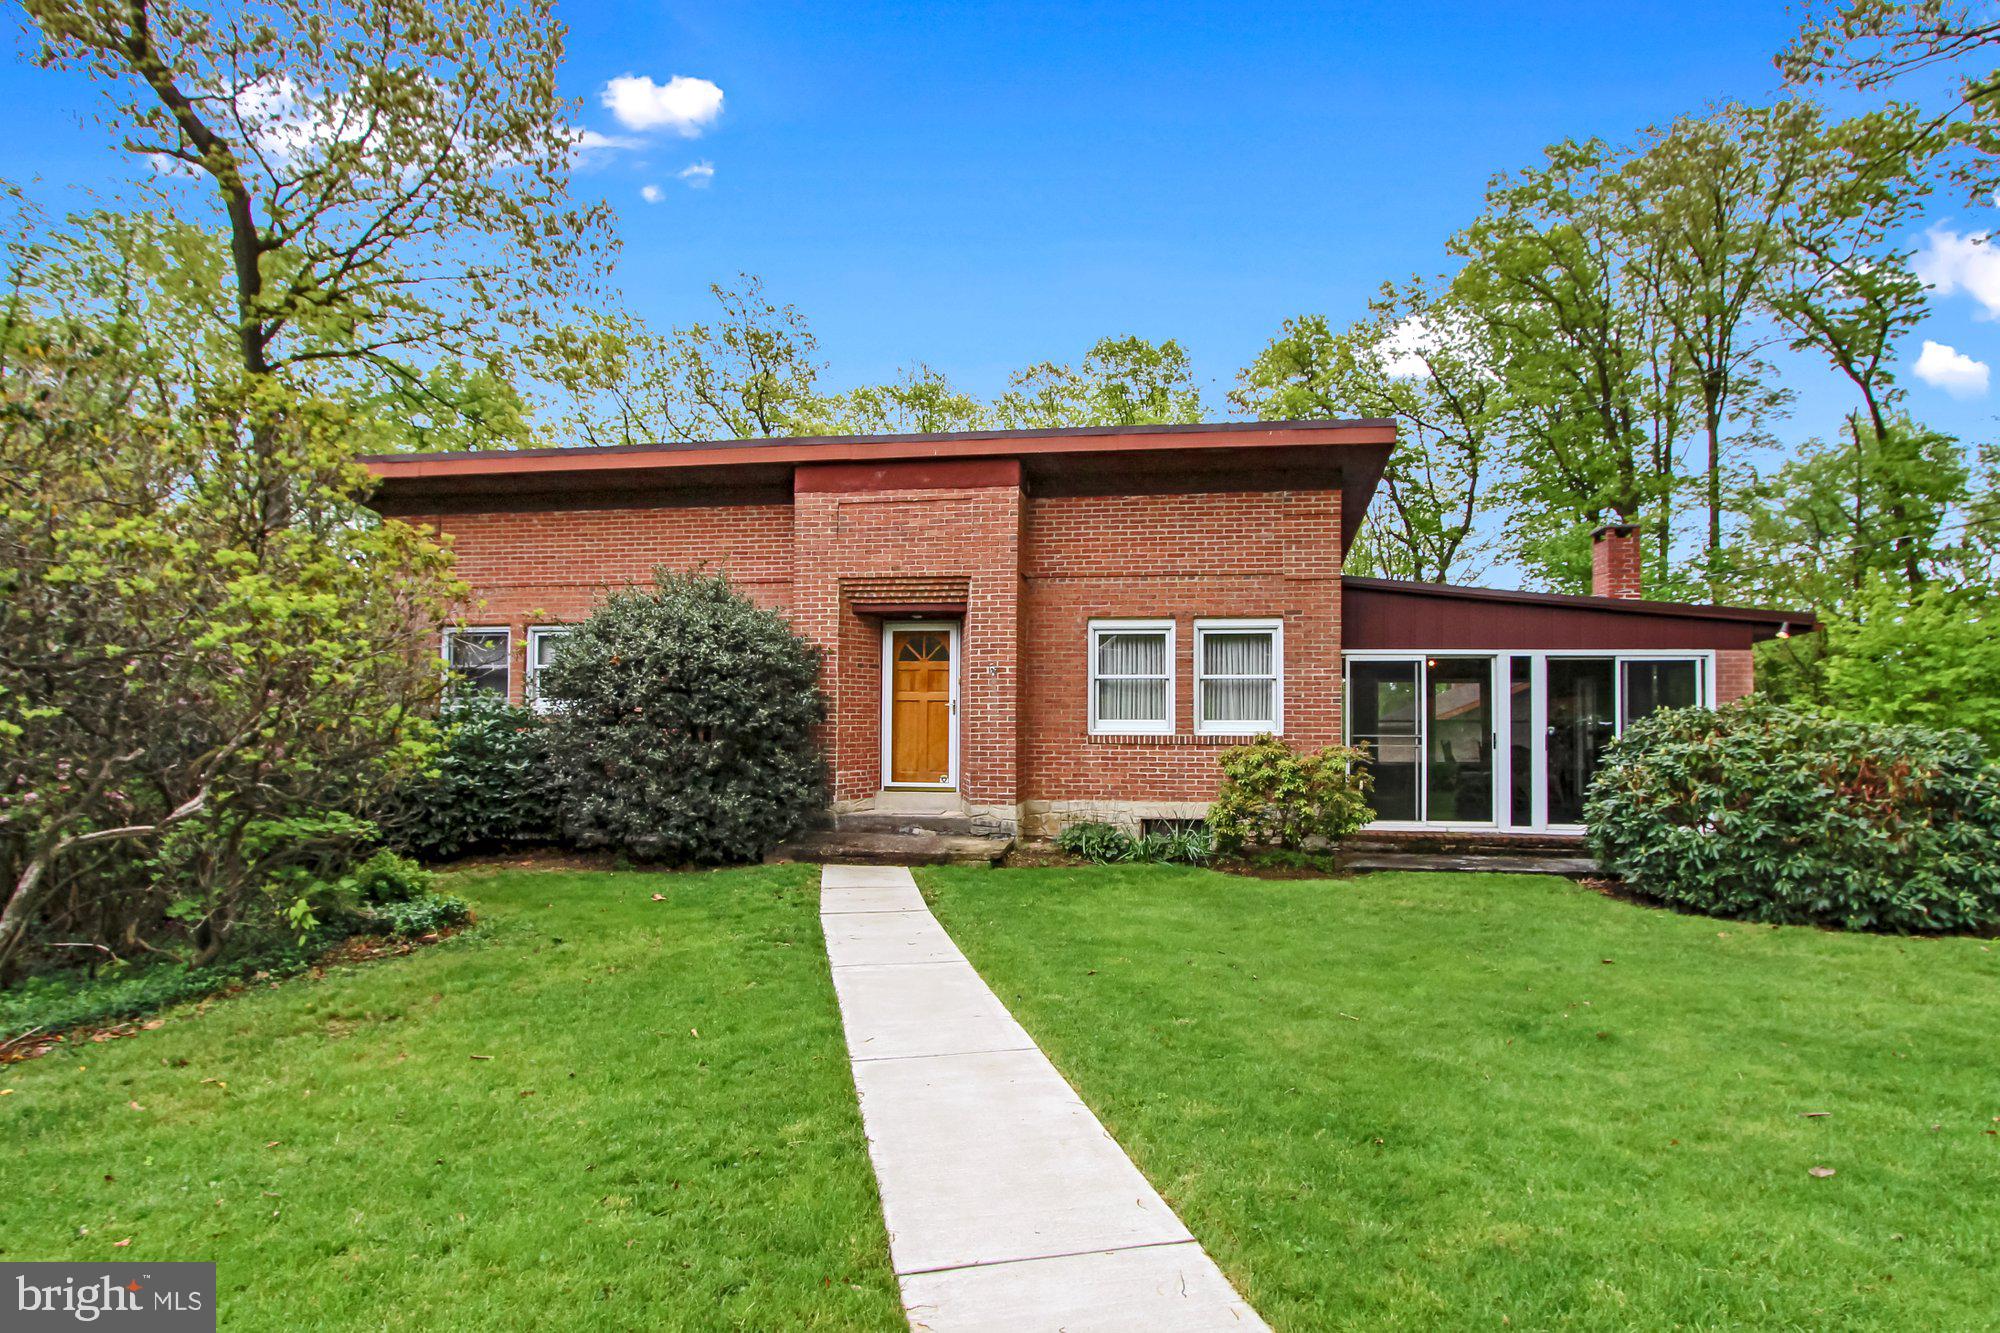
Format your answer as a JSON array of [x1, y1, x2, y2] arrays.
[[888, 628, 954, 786]]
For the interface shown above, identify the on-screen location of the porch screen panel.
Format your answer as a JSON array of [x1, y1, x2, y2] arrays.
[[1620, 660, 1700, 727], [1094, 629, 1170, 728], [1425, 658, 1494, 823], [1349, 661, 1420, 821], [1199, 630, 1276, 728]]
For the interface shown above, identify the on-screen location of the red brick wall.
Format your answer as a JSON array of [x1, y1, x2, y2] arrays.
[[1716, 647, 1755, 703], [400, 503, 793, 704], [791, 466, 1024, 806], [1020, 488, 1343, 802]]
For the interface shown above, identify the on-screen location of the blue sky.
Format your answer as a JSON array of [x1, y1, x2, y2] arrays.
[[5, 0, 1998, 447]]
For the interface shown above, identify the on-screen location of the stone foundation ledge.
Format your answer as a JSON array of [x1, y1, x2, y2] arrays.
[[1018, 799, 1213, 840]]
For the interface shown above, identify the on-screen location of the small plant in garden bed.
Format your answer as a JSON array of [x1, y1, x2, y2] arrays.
[[1587, 700, 2000, 934], [1055, 822, 1215, 865]]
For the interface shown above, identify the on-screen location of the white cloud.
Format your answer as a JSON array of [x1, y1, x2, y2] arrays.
[[1915, 223, 2000, 319], [1378, 316, 1436, 379], [575, 128, 643, 154], [640, 183, 664, 204], [1913, 339, 1990, 397], [677, 160, 716, 189], [601, 75, 724, 136]]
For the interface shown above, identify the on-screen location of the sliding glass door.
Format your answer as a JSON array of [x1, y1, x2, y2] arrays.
[[1425, 658, 1493, 823], [1545, 658, 1615, 825], [1348, 652, 1710, 830], [1349, 657, 1495, 825], [1348, 661, 1421, 821]]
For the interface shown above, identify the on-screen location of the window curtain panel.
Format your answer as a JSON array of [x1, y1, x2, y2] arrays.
[[1202, 631, 1273, 722]]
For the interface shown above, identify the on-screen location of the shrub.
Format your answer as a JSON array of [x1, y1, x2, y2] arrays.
[[1207, 736, 1374, 854], [364, 892, 473, 938], [345, 850, 433, 904], [377, 689, 563, 860], [1057, 821, 1136, 863], [542, 571, 827, 864], [1586, 701, 2000, 934]]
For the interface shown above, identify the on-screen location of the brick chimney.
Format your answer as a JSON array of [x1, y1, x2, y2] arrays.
[[1591, 523, 1642, 599]]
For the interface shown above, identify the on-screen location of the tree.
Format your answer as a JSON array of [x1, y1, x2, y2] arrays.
[[1782, 0, 2000, 203], [995, 335, 1204, 428], [1450, 140, 1680, 590], [1614, 105, 1810, 589], [23, 0, 609, 393], [537, 276, 829, 446], [1820, 578, 2000, 744], [1233, 278, 1506, 582], [822, 363, 991, 435], [0, 245, 461, 976]]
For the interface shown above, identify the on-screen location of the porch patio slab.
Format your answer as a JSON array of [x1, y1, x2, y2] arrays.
[[899, 1241, 1264, 1332], [829, 961, 1035, 1063]]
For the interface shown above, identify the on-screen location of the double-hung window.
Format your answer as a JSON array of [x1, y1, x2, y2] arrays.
[[1089, 620, 1174, 735], [1195, 619, 1282, 735], [526, 626, 574, 710], [442, 627, 510, 697]]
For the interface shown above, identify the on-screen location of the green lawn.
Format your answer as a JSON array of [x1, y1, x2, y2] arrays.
[[924, 866, 2000, 1330], [1, 865, 901, 1331]]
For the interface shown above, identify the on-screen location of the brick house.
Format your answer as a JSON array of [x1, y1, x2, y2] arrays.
[[363, 420, 1803, 839]]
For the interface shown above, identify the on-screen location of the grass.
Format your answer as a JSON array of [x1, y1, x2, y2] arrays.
[[1, 865, 901, 1331], [923, 865, 2000, 1330]]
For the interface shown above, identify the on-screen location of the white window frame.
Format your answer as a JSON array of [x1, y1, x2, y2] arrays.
[[525, 626, 574, 711], [440, 626, 511, 697], [1087, 619, 1176, 736], [1194, 618, 1284, 737]]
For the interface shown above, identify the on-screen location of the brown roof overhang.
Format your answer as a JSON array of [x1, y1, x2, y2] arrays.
[[359, 419, 1397, 554], [1343, 575, 1815, 651]]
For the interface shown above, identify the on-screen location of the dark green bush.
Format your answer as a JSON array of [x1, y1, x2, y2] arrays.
[[542, 571, 827, 864], [1207, 736, 1374, 854], [377, 688, 563, 859], [1057, 821, 1136, 862], [1587, 701, 2000, 933], [345, 850, 433, 904]]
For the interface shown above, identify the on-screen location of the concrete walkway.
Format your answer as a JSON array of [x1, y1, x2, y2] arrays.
[[819, 864, 1267, 1332]]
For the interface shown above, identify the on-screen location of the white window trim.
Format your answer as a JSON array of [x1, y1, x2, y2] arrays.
[[1088, 619, 1176, 736], [1194, 618, 1284, 737], [441, 626, 511, 696], [525, 625, 574, 711]]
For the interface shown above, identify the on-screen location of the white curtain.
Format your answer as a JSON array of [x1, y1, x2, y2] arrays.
[[1201, 631, 1274, 723], [1097, 631, 1168, 723]]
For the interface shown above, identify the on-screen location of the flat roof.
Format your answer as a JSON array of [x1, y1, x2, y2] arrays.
[[361, 418, 1399, 549]]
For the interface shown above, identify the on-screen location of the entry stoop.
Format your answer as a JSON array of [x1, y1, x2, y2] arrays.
[[769, 827, 1012, 867]]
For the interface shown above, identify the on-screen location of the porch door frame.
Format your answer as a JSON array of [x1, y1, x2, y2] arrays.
[[1344, 648, 1717, 833], [1344, 652, 1504, 830], [880, 619, 961, 791]]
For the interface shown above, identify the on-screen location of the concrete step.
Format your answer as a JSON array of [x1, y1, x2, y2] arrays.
[[772, 829, 1012, 867], [834, 812, 980, 837], [1343, 850, 1600, 877]]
